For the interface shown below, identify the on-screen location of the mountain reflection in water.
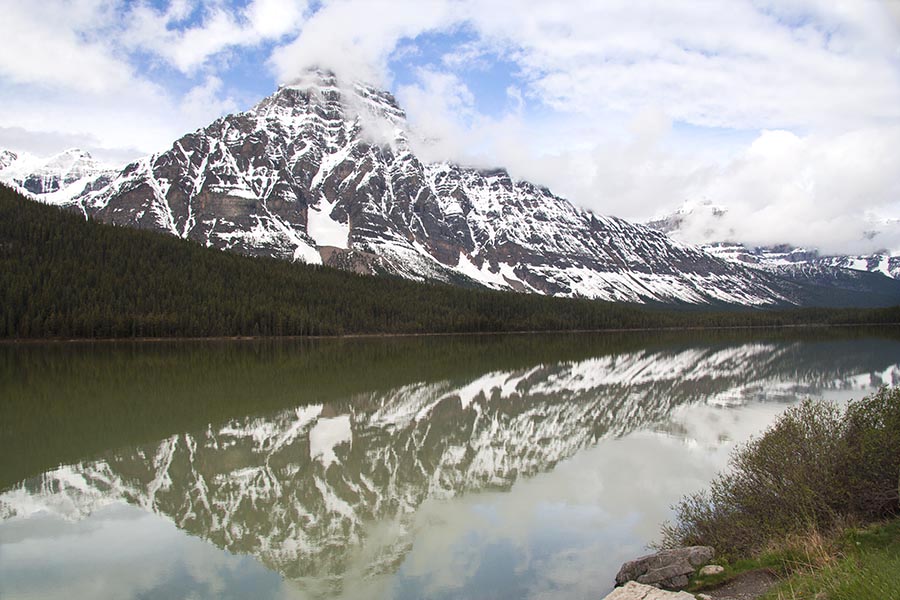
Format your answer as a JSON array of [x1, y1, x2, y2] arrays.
[[2, 330, 898, 599]]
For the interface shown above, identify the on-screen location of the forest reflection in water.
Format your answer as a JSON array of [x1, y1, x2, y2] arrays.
[[2, 328, 898, 599]]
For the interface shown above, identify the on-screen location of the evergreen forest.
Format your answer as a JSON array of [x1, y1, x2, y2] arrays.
[[1, 185, 898, 339]]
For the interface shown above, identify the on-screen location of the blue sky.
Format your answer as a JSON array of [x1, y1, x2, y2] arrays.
[[0, 0, 899, 253]]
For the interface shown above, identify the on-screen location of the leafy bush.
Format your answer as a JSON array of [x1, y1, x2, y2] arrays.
[[661, 386, 900, 556], [841, 387, 900, 518]]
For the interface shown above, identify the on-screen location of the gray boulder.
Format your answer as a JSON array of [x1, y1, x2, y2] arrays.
[[603, 581, 697, 599], [615, 546, 715, 590]]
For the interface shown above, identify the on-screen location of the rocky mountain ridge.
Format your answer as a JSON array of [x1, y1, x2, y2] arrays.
[[3, 70, 899, 306]]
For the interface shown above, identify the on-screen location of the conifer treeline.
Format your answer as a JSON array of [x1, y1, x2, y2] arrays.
[[1, 185, 898, 339]]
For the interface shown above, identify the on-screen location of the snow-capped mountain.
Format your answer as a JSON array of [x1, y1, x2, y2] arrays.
[[7, 70, 899, 306], [0, 148, 114, 202], [647, 202, 900, 281], [3, 342, 898, 595], [0, 72, 830, 306]]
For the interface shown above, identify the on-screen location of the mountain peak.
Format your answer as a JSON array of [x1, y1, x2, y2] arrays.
[[11, 79, 900, 307], [0, 147, 109, 199], [262, 67, 405, 125], [0, 149, 17, 170], [281, 65, 338, 85]]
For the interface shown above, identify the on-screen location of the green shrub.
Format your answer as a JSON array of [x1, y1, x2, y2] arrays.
[[841, 387, 900, 518], [661, 386, 900, 556]]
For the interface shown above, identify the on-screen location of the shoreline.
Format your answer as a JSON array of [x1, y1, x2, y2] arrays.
[[2, 321, 898, 345]]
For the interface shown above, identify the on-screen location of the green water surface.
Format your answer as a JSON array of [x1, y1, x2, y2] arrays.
[[1, 328, 898, 599]]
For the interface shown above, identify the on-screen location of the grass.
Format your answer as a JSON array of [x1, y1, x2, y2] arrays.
[[685, 555, 784, 592], [684, 519, 900, 599], [761, 518, 900, 600]]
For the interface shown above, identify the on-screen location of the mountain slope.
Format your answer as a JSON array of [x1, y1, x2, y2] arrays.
[[6, 71, 899, 307], [17, 70, 827, 306], [647, 201, 900, 283]]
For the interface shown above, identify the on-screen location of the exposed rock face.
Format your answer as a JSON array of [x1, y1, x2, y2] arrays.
[[615, 546, 715, 590], [0, 149, 16, 170], [5, 71, 900, 306], [6, 70, 859, 306], [604, 581, 697, 599]]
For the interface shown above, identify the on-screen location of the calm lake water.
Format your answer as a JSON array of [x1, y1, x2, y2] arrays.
[[1, 329, 899, 600]]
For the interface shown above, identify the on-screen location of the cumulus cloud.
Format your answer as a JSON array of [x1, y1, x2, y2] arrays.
[[0, 1, 138, 94], [270, 0, 900, 129], [673, 128, 900, 254], [396, 69, 479, 161], [180, 76, 240, 125], [0, 0, 255, 156], [269, 0, 462, 86], [125, 0, 308, 74], [396, 97, 900, 254]]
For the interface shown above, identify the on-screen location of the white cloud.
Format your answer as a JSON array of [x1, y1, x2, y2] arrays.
[[277, 0, 900, 253], [464, 0, 900, 130], [396, 69, 478, 161], [269, 0, 900, 128], [393, 69, 900, 253], [674, 127, 900, 254], [269, 0, 461, 86], [180, 76, 240, 125], [246, 0, 306, 37], [125, 0, 308, 74], [0, 1, 247, 157], [0, 1, 136, 94]]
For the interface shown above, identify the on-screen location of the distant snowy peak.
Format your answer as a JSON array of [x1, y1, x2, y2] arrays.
[[0, 148, 114, 203], [818, 254, 900, 280], [649, 202, 900, 281], [703, 243, 900, 280], [645, 199, 729, 237], [0, 149, 17, 170]]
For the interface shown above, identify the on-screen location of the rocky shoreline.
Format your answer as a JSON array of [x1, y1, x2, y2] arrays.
[[604, 546, 774, 600]]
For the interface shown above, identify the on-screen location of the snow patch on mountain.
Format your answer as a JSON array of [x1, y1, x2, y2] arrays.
[[6, 71, 898, 306], [648, 201, 900, 281], [307, 198, 350, 249]]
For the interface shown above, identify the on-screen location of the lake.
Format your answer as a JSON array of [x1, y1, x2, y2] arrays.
[[1, 329, 898, 599]]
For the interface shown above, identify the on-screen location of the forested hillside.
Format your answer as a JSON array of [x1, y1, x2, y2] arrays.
[[1, 185, 898, 339]]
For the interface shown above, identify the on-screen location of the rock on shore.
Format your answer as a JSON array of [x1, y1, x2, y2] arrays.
[[615, 546, 715, 589], [604, 581, 697, 599]]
